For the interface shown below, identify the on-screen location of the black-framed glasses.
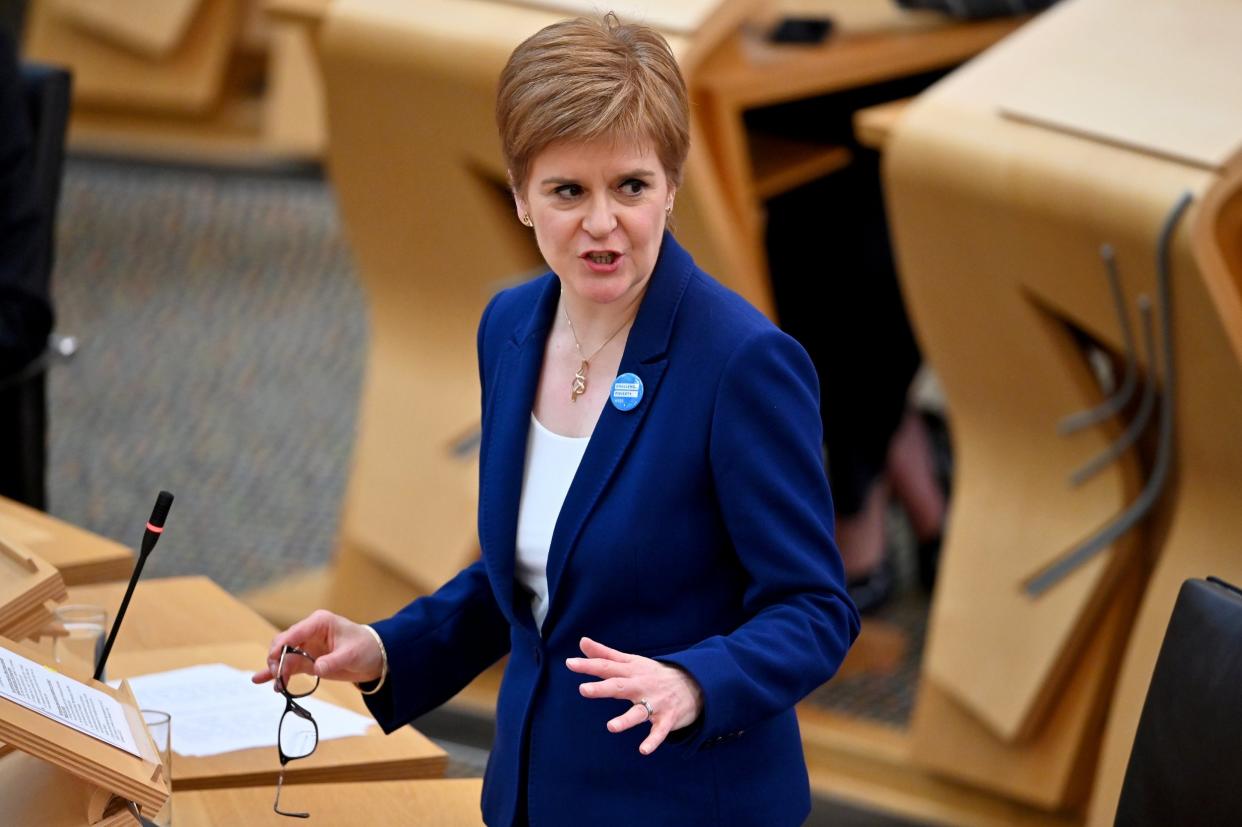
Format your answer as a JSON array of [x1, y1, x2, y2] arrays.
[[273, 645, 320, 818]]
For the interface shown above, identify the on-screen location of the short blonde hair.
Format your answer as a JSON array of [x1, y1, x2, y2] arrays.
[[496, 14, 690, 195]]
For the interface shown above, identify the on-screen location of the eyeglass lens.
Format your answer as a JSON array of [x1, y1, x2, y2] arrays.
[[280, 706, 318, 759], [276, 647, 319, 698]]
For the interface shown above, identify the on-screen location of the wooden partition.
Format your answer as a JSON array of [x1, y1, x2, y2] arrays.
[[883, 0, 1242, 820], [22, 0, 331, 163]]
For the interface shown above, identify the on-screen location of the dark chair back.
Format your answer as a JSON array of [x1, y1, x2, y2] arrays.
[[1115, 577, 1242, 826]]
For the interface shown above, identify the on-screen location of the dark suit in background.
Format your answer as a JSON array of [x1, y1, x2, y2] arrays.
[[0, 27, 55, 506]]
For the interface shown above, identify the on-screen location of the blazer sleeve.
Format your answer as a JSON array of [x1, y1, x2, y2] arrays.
[[363, 562, 511, 732], [361, 293, 512, 732], [658, 327, 860, 750]]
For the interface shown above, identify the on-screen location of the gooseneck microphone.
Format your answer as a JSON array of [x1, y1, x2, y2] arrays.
[[93, 491, 174, 681]]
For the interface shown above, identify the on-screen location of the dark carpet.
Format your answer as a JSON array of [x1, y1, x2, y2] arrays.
[[47, 157, 365, 593]]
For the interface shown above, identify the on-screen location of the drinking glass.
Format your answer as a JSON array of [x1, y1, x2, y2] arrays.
[[141, 709, 173, 827], [52, 605, 108, 679]]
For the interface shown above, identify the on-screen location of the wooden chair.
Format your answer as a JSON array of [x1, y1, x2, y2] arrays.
[[882, 0, 1242, 817]]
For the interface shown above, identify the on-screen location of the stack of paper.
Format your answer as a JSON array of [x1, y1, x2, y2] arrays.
[[124, 663, 375, 758]]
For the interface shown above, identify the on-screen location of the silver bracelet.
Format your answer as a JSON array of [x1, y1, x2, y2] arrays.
[[356, 624, 389, 696]]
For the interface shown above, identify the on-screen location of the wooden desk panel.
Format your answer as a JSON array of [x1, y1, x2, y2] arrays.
[[696, 11, 1023, 107], [0, 756, 479, 827], [0, 751, 124, 827], [0, 496, 133, 586], [175, 778, 484, 826], [854, 98, 912, 150], [57, 578, 448, 789], [691, 7, 1024, 266], [108, 642, 446, 790], [880, 1, 1242, 820], [23, 0, 241, 113], [66, 577, 277, 652]]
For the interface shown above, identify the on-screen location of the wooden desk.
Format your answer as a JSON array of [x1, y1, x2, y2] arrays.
[[67, 577, 276, 652], [854, 98, 912, 150], [0, 753, 480, 827], [175, 778, 485, 826], [692, 4, 1024, 267], [61, 577, 447, 790], [0, 496, 133, 586], [108, 642, 446, 790], [0, 750, 149, 827], [878, 0, 1242, 822]]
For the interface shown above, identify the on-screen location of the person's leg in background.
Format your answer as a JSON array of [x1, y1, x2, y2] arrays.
[[887, 407, 947, 592], [768, 154, 945, 612]]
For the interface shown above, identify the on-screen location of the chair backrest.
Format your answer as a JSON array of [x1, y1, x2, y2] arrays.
[[1114, 577, 1242, 826]]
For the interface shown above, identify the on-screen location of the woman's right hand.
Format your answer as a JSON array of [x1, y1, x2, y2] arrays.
[[251, 609, 383, 688]]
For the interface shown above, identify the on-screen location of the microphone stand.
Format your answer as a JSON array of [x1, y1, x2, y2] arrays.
[[93, 491, 174, 682]]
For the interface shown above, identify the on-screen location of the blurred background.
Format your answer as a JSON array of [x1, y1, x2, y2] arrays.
[[5, 0, 1242, 825]]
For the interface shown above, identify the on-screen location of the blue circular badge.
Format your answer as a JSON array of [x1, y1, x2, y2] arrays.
[[610, 373, 644, 412]]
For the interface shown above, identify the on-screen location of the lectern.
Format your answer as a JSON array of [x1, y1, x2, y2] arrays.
[[0, 535, 66, 642], [0, 637, 169, 826]]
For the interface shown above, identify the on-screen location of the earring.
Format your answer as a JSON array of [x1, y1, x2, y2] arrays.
[[521, 213, 533, 227], [665, 202, 674, 217]]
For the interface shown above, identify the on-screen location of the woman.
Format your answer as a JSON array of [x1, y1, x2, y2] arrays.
[[255, 15, 858, 826]]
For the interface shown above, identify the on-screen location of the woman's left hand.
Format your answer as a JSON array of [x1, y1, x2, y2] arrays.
[[566, 636, 703, 755]]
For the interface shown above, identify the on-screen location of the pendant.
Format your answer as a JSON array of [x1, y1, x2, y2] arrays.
[[571, 360, 588, 403]]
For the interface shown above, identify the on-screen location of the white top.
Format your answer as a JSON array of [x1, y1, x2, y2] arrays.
[[515, 414, 590, 632]]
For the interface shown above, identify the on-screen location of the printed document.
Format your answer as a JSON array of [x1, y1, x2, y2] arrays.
[[0, 646, 142, 757], [125, 663, 375, 757]]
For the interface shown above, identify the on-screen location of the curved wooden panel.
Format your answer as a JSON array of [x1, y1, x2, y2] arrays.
[[883, 0, 1242, 814]]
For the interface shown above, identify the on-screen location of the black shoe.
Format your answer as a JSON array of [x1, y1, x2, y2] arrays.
[[848, 558, 896, 615]]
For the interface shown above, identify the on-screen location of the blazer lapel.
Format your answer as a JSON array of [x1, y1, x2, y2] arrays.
[[542, 233, 694, 633], [479, 275, 559, 631]]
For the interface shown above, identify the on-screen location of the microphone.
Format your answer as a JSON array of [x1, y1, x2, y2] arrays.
[[140, 490, 174, 557], [93, 491, 174, 681]]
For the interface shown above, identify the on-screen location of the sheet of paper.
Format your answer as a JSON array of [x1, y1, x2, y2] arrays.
[[125, 663, 376, 757], [0, 646, 142, 757]]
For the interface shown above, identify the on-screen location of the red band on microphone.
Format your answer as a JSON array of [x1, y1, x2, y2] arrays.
[[146, 522, 164, 534]]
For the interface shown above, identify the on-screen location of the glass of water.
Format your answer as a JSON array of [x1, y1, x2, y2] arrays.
[[142, 709, 173, 826], [52, 604, 108, 679]]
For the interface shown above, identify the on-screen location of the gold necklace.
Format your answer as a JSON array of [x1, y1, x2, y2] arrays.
[[560, 293, 634, 403]]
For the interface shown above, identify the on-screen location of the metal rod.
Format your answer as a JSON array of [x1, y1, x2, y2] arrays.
[[1025, 192, 1192, 597], [1058, 244, 1139, 435], [1069, 295, 1157, 486]]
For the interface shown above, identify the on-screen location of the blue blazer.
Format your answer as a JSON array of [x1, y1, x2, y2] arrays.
[[364, 233, 859, 826]]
